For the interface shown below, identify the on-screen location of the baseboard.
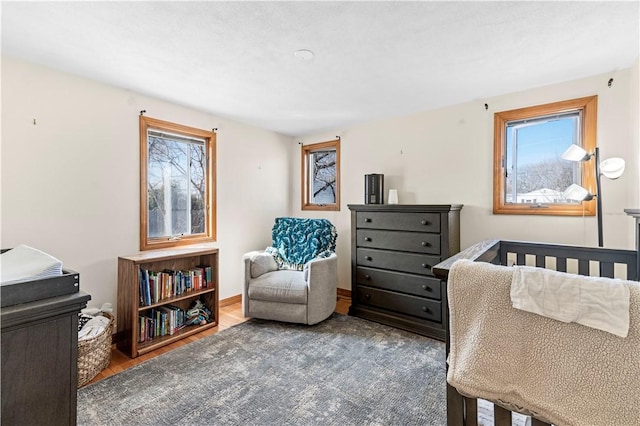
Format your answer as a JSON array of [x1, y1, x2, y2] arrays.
[[220, 294, 242, 307], [337, 288, 351, 299]]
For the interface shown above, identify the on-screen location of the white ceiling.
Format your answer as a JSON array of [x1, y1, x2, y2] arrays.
[[2, 1, 639, 137]]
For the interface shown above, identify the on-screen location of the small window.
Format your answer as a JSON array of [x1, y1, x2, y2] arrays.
[[140, 116, 216, 250], [493, 96, 597, 215], [301, 139, 340, 211]]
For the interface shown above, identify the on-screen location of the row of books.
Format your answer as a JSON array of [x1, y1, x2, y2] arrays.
[[138, 305, 186, 343], [138, 266, 213, 306]]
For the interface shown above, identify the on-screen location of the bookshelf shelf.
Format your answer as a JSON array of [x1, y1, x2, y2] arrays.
[[137, 286, 216, 313], [136, 321, 217, 355], [117, 246, 219, 358]]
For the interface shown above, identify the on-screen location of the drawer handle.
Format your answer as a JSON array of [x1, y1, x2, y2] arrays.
[[364, 218, 372, 223], [364, 237, 371, 242], [421, 241, 429, 247], [421, 220, 429, 225], [365, 274, 371, 280], [365, 256, 372, 261], [422, 284, 431, 291], [422, 306, 430, 313], [421, 263, 429, 268], [365, 293, 371, 300]]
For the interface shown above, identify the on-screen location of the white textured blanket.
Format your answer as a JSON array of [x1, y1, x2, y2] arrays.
[[511, 265, 630, 337], [447, 260, 640, 426]]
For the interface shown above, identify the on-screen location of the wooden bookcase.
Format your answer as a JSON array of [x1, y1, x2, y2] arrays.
[[117, 246, 219, 358]]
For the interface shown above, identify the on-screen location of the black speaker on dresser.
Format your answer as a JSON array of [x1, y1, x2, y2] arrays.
[[364, 174, 384, 204]]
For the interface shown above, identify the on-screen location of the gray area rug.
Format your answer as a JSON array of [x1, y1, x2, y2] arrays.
[[77, 314, 446, 425]]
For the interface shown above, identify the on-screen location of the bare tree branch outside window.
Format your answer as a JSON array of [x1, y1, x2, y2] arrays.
[[301, 139, 340, 211], [493, 96, 597, 216], [311, 150, 336, 203], [147, 135, 206, 238], [505, 111, 583, 205], [139, 115, 216, 250]]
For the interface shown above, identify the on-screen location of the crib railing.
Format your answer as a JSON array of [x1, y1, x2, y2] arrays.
[[433, 239, 637, 281], [498, 240, 637, 280], [433, 239, 639, 426]]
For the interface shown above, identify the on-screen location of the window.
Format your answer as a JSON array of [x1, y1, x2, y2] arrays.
[[493, 96, 597, 216], [140, 115, 216, 250], [301, 139, 340, 211]]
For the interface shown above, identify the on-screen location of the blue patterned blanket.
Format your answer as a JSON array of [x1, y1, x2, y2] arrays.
[[266, 217, 337, 270]]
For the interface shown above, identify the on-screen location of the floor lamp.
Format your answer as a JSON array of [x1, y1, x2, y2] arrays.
[[561, 144, 625, 247]]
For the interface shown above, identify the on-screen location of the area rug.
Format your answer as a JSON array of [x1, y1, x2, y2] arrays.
[[77, 314, 446, 425]]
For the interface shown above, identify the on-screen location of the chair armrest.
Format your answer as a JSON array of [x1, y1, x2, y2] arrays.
[[304, 253, 338, 282], [305, 253, 338, 323], [242, 250, 278, 318]]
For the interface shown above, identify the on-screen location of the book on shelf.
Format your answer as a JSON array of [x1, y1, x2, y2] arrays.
[[138, 269, 144, 306], [138, 304, 190, 342], [138, 314, 156, 343], [198, 265, 213, 286], [138, 266, 215, 307]]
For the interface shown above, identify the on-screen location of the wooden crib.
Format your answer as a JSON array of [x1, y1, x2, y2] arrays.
[[433, 236, 639, 426]]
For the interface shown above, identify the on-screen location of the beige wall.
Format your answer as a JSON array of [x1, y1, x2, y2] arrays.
[[293, 68, 639, 290], [2, 56, 638, 301], [1, 56, 293, 313]]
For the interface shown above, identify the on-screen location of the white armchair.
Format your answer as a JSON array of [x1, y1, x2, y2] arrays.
[[242, 217, 338, 325]]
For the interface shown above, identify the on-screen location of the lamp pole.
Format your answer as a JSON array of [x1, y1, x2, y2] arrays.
[[624, 209, 640, 279], [595, 147, 603, 247]]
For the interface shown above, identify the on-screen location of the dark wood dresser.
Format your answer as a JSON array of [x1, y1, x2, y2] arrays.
[[347, 204, 462, 340], [1, 291, 91, 425]]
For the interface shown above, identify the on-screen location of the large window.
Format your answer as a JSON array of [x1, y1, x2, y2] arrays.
[[301, 139, 340, 211], [493, 96, 597, 215], [140, 116, 216, 250]]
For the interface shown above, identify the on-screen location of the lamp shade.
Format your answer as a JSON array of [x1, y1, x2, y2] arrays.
[[561, 144, 591, 162], [563, 184, 593, 201], [600, 157, 625, 179]]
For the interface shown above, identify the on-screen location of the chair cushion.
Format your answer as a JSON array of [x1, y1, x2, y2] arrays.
[[247, 270, 308, 304], [268, 217, 337, 270]]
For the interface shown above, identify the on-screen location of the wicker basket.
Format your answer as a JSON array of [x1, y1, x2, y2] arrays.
[[77, 312, 113, 388]]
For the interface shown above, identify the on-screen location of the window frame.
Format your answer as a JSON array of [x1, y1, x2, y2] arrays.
[[301, 139, 341, 211], [139, 115, 216, 250], [493, 96, 597, 216]]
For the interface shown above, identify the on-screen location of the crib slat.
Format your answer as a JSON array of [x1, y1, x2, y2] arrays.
[[578, 259, 589, 275], [599, 261, 615, 278], [531, 418, 551, 426], [447, 384, 466, 425], [535, 255, 545, 268], [556, 257, 567, 272], [464, 397, 477, 426], [494, 405, 511, 425], [516, 253, 525, 265]]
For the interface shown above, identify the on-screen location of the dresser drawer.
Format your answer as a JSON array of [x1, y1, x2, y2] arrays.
[[356, 267, 441, 300], [356, 286, 441, 322], [356, 229, 441, 255], [356, 212, 440, 233], [357, 248, 440, 276]]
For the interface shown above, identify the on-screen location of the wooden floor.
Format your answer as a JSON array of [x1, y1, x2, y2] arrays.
[[86, 297, 351, 386]]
